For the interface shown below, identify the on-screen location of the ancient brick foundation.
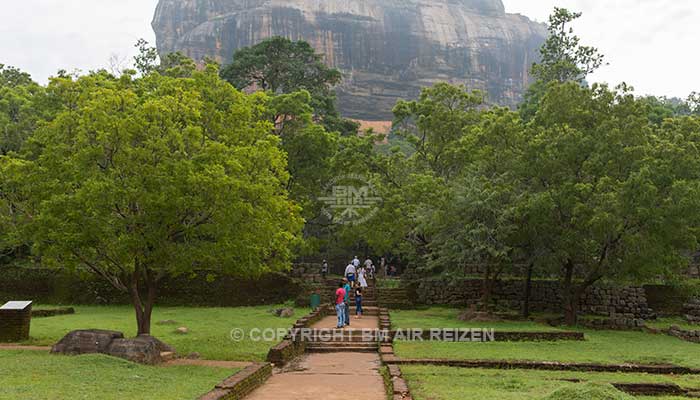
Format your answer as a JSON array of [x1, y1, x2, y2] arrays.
[[198, 363, 273, 400], [666, 325, 700, 343], [266, 305, 329, 366], [683, 298, 700, 324], [412, 279, 653, 319]]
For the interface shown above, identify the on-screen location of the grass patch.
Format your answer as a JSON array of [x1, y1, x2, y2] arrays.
[[390, 307, 562, 332], [22, 304, 302, 361], [0, 350, 233, 400], [394, 328, 700, 368], [401, 366, 700, 400]]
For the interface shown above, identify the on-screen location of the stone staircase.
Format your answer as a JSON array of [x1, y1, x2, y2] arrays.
[[305, 330, 380, 353], [304, 279, 381, 353]]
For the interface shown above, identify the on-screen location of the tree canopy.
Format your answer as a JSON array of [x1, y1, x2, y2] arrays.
[[0, 64, 303, 334], [220, 37, 357, 136]]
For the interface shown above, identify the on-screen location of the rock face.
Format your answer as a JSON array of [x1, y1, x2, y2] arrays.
[[152, 0, 547, 120]]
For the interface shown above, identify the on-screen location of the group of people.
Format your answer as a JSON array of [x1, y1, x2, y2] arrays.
[[332, 256, 375, 329], [334, 278, 362, 328], [343, 256, 372, 288], [324, 256, 399, 328]]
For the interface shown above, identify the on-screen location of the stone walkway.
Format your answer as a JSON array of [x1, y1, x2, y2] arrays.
[[245, 352, 386, 400]]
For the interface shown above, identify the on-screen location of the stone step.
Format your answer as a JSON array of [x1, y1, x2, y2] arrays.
[[306, 346, 378, 353], [351, 301, 378, 306], [307, 341, 378, 347]]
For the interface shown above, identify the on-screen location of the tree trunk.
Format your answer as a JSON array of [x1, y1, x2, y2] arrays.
[[521, 262, 534, 318], [479, 265, 502, 312], [562, 259, 578, 326], [127, 267, 158, 336]]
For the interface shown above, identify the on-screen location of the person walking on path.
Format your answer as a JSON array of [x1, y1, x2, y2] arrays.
[[321, 260, 329, 279], [355, 287, 363, 319], [343, 278, 352, 327], [353, 256, 361, 269], [335, 281, 346, 328], [358, 266, 368, 288], [345, 262, 357, 288]]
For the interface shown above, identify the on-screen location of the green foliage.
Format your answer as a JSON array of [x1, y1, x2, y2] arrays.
[[532, 8, 605, 84], [0, 65, 45, 155], [221, 36, 340, 95], [220, 36, 357, 136], [0, 64, 303, 333], [363, 80, 700, 321], [521, 8, 604, 121]]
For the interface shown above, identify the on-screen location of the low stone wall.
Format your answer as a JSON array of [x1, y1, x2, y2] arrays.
[[388, 329, 584, 342], [0, 306, 32, 342], [388, 358, 700, 375], [198, 363, 272, 400], [266, 305, 330, 366], [412, 279, 653, 319], [644, 285, 691, 316], [666, 325, 700, 344], [580, 316, 645, 331], [387, 364, 413, 400], [0, 267, 299, 307], [32, 307, 75, 318], [377, 288, 413, 309], [683, 298, 700, 323], [266, 340, 305, 365]]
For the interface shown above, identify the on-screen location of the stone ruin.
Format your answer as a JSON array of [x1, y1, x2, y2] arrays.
[[683, 298, 700, 324], [51, 329, 174, 365]]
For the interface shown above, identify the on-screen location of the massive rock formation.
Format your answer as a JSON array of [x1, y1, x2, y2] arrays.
[[152, 0, 547, 120]]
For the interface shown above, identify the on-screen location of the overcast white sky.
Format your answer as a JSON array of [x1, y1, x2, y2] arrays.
[[0, 0, 697, 98]]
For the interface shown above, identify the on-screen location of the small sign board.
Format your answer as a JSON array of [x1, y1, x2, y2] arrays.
[[0, 301, 33, 310]]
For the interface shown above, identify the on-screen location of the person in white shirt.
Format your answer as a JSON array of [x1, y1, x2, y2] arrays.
[[345, 262, 357, 288], [358, 267, 368, 288], [352, 256, 360, 268]]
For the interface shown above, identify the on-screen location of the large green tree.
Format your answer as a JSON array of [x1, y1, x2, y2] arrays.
[[220, 37, 357, 136], [0, 65, 303, 335], [521, 8, 605, 121], [522, 82, 700, 324]]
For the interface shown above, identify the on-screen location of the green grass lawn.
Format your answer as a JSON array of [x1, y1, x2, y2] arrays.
[[392, 308, 700, 368], [402, 366, 699, 400], [390, 307, 562, 332], [394, 328, 700, 368], [23, 304, 302, 361], [0, 350, 234, 400]]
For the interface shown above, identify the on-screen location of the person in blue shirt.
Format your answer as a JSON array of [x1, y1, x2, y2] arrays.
[[343, 279, 352, 327]]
